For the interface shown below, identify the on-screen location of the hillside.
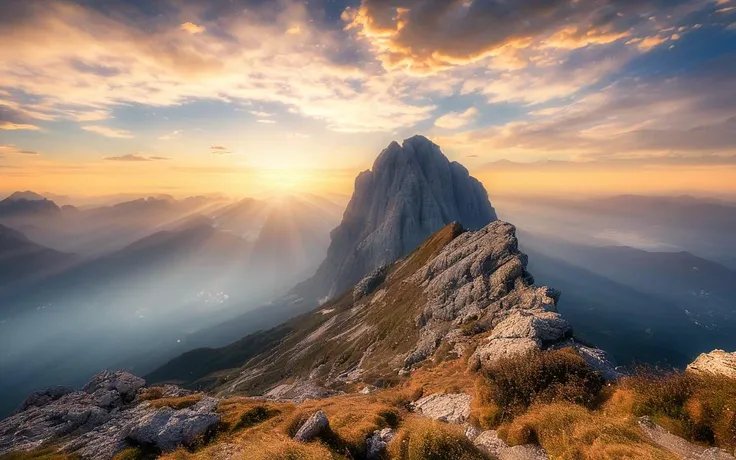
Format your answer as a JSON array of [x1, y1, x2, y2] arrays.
[[4, 222, 736, 460]]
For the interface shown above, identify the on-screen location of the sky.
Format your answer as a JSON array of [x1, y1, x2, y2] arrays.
[[1, 0, 735, 198]]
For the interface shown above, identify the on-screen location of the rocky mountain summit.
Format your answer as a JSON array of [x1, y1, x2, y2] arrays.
[[299, 135, 497, 301], [0, 371, 219, 459], [155, 220, 615, 398]]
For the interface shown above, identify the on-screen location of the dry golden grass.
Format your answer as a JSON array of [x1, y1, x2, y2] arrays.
[[620, 371, 736, 452], [498, 402, 677, 460], [147, 394, 203, 410], [387, 418, 485, 460]]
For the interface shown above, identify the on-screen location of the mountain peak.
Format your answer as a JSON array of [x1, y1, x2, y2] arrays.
[[4, 191, 46, 202], [299, 135, 497, 300]]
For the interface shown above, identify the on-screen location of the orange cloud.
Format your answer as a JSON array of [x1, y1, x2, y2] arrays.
[[180, 22, 206, 34]]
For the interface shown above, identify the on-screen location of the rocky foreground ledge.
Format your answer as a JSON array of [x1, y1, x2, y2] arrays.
[[0, 370, 220, 459]]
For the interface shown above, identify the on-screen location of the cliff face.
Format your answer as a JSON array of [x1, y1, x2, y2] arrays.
[[301, 135, 497, 300]]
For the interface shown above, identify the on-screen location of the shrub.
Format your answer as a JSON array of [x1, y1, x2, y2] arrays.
[[483, 349, 605, 416], [387, 419, 485, 460], [499, 402, 675, 459], [625, 370, 736, 451]]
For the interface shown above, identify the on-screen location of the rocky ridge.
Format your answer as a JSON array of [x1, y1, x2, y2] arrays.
[[0, 371, 219, 459], [207, 220, 616, 400], [687, 349, 736, 379], [299, 135, 497, 301]]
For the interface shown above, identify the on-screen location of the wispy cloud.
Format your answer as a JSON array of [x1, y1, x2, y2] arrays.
[[434, 107, 478, 130], [0, 122, 40, 131], [210, 145, 233, 154], [0, 144, 41, 156], [159, 130, 182, 140], [83, 125, 134, 138], [103, 154, 168, 162]]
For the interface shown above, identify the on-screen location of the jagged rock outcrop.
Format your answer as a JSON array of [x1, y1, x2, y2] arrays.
[[214, 220, 612, 398], [301, 135, 497, 300], [0, 371, 219, 459], [412, 393, 471, 424], [293, 410, 330, 442], [687, 350, 736, 379]]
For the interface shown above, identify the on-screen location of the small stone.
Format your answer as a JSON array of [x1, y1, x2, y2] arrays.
[[412, 393, 471, 424], [293, 410, 330, 442], [687, 350, 736, 379]]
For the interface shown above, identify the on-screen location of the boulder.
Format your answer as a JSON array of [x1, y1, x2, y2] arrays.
[[82, 370, 145, 402], [0, 371, 217, 459], [412, 393, 471, 424], [293, 410, 330, 442], [687, 350, 736, 379], [473, 430, 550, 460], [366, 427, 394, 459], [128, 397, 220, 452]]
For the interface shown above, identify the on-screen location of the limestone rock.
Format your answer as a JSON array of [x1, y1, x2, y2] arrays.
[[264, 380, 336, 403], [12, 386, 74, 415], [412, 393, 471, 424], [0, 371, 218, 459], [127, 397, 220, 452], [639, 416, 735, 459], [687, 350, 736, 379], [473, 430, 550, 460], [293, 410, 330, 442], [366, 427, 394, 459], [82, 370, 145, 402], [303, 135, 497, 300]]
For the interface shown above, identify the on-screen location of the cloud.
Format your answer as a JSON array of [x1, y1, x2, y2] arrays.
[[0, 122, 40, 130], [103, 154, 169, 162], [0, 144, 41, 156], [210, 145, 232, 154], [82, 125, 134, 138], [435, 55, 736, 163], [0, 0, 434, 133], [256, 119, 276, 124], [434, 107, 478, 129], [159, 130, 182, 140], [180, 22, 206, 34], [343, 0, 706, 73]]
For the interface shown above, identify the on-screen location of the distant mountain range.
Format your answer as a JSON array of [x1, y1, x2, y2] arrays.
[[0, 224, 76, 293]]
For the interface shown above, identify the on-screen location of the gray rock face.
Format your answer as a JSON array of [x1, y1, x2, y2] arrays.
[[293, 410, 330, 442], [0, 370, 219, 459], [405, 221, 573, 370], [473, 430, 550, 460], [638, 416, 735, 459], [128, 397, 220, 451], [412, 393, 471, 424], [82, 370, 145, 402], [306, 135, 497, 300], [12, 386, 74, 415], [366, 427, 394, 459], [687, 349, 736, 379]]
